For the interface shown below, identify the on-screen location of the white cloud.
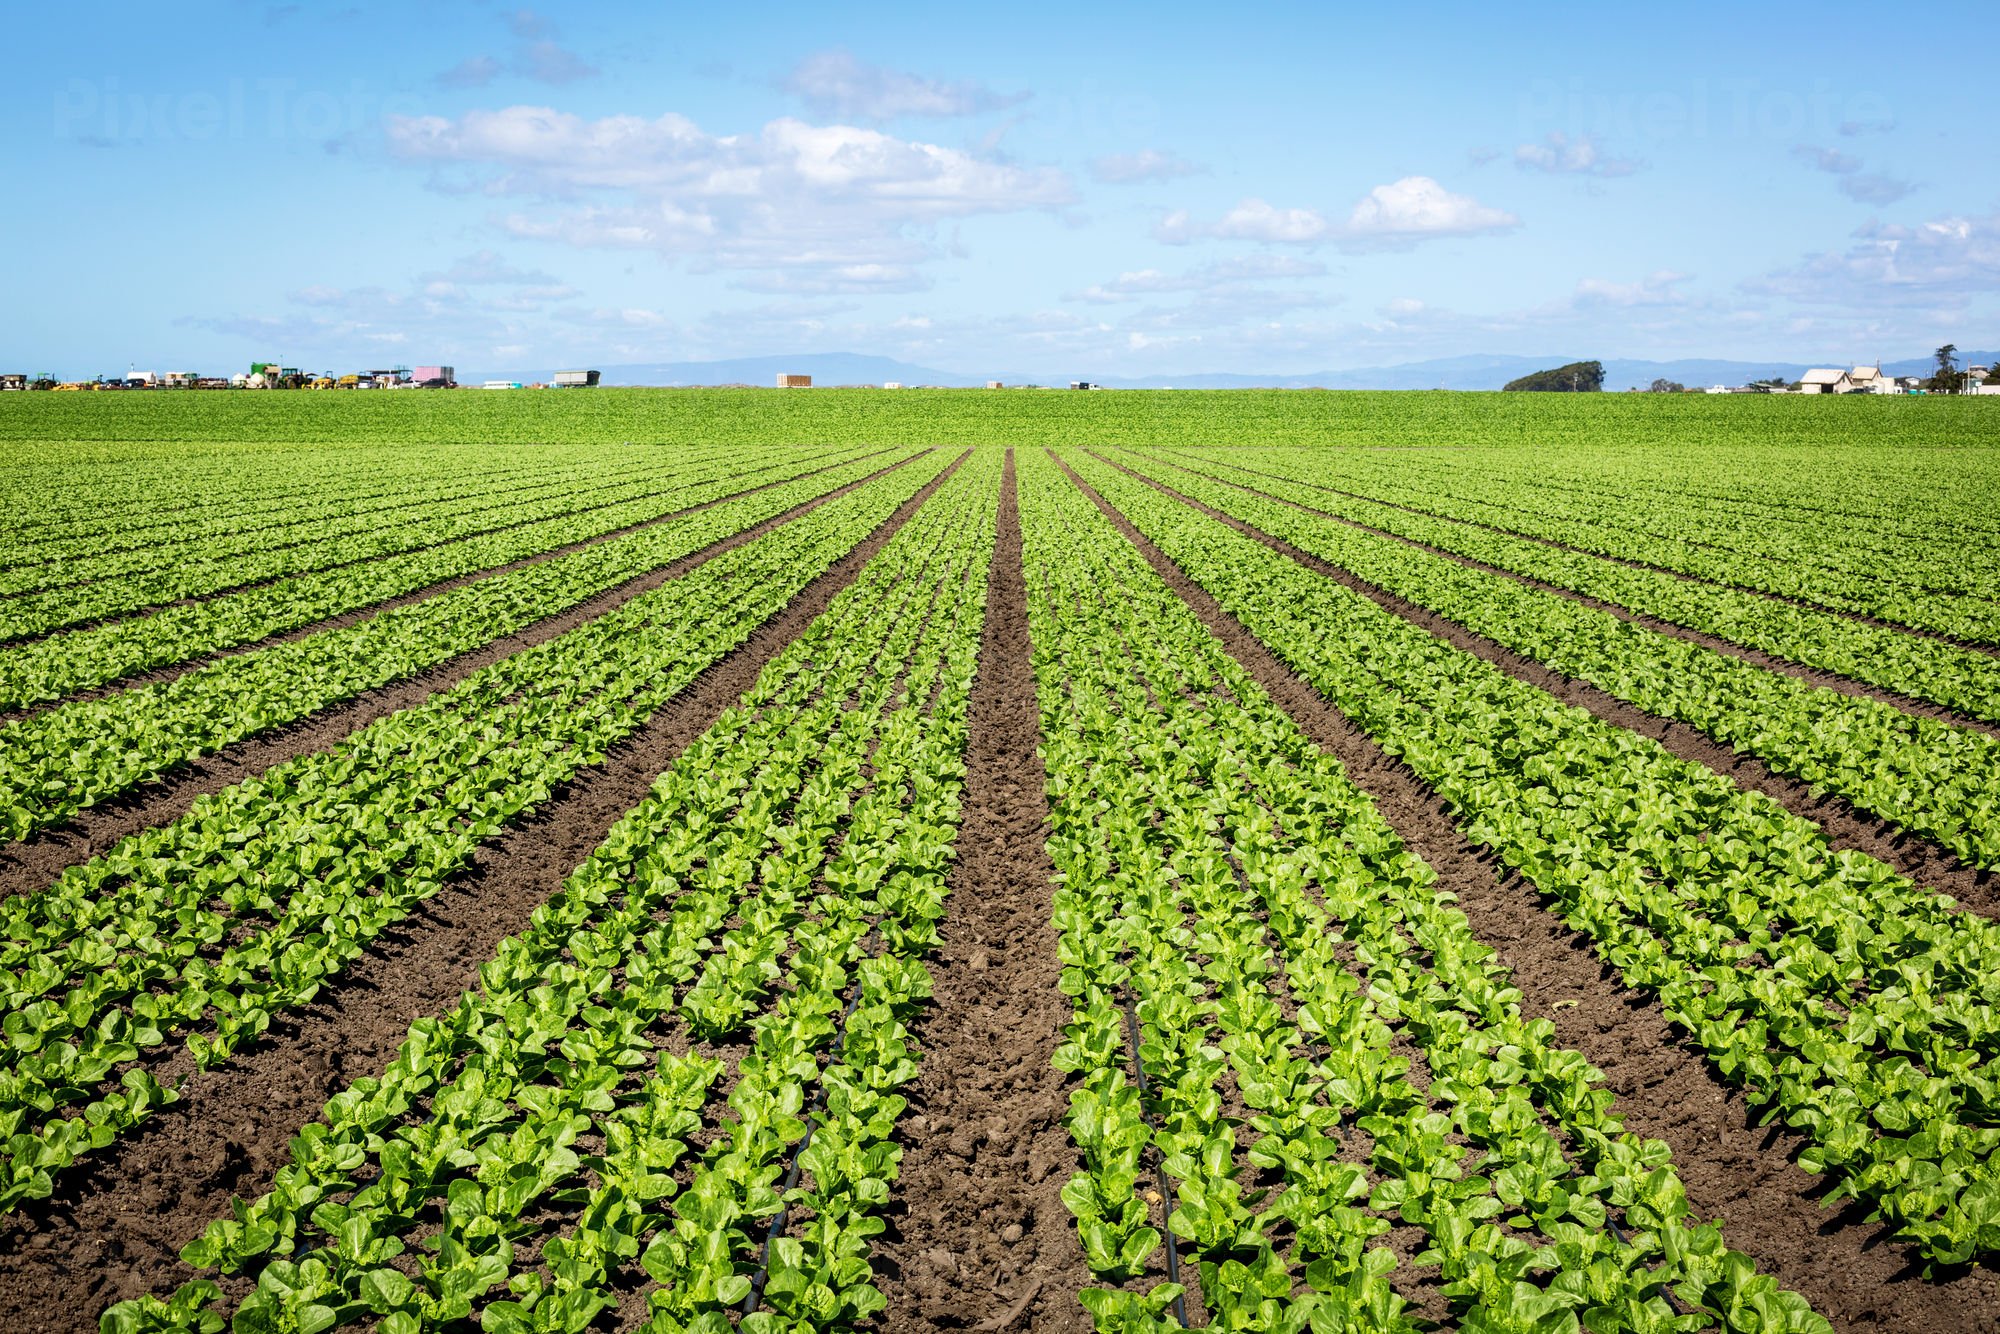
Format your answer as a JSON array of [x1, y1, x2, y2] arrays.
[[1748, 212, 2000, 308], [1794, 145, 1917, 206], [193, 260, 597, 367], [518, 40, 597, 86], [1573, 270, 1693, 308], [1157, 178, 1516, 252], [732, 263, 931, 295], [1089, 150, 1202, 184], [1071, 254, 1326, 303], [437, 56, 502, 89], [423, 250, 562, 286], [1156, 197, 1329, 245], [291, 284, 351, 307], [1513, 132, 1639, 177], [433, 10, 594, 90], [485, 285, 580, 310], [782, 50, 1025, 121], [1838, 173, 1917, 206], [386, 106, 1073, 286], [1795, 145, 1863, 175], [506, 8, 549, 39], [556, 306, 671, 328], [1342, 177, 1520, 249]]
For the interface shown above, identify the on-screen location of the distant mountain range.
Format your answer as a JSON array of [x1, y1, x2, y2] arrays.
[[469, 350, 1998, 393]]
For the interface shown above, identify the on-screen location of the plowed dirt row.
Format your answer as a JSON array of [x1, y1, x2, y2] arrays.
[[0, 449, 927, 899], [0, 445, 871, 725], [1101, 455, 2000, 915], [0, 452, 969, 1334], [1157, 446, 2000, 661], [872, 451, 1092, 1334], [5, 441, 1995, 1334], [1133, 449, 2000, 739], [1058, 454, 2000, 1334]]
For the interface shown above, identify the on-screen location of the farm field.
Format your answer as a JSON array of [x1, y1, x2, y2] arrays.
[[0, 389, 1996, 1334]]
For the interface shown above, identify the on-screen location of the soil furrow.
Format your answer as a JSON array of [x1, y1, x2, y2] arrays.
[[0, 450, 972, 1334], [1055, 451, 2000, 1334], [0, 449, 931, 900], [1096, 455, 2000, 916], [1158, 447, 2000, 659], [871, 450, 1092, 1334], [0, 445, 877, 725], [1134, 448, 2000, 735]]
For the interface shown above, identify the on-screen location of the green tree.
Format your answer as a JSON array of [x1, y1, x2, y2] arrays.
[[1648, 378, 1686, 393], [1503, 360, 1605, 392], [1927, 343, 1965, 394]]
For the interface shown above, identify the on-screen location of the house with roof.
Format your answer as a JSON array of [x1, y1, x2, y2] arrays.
[[1798, 368, 1854, 394], [1848, 365, 1897, 394]]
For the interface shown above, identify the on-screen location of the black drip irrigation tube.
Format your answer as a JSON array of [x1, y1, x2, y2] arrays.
[[1121, 993, 1194, 1330], [738, 968, 873, 1318], [1595, 1191, 1700, 1321]]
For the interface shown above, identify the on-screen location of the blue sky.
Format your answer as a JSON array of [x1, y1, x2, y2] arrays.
[[5, 0, 1996, 378]]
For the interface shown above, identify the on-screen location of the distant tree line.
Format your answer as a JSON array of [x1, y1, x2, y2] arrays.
[[1502, 361, 1605, 392], [1493, 346, 1982, 396]]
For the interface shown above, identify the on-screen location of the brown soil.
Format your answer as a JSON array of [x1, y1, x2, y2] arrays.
[[7, 442, 1998, 1334], [1098, 456, 2000, 918], [0, 450, 928, 900], [1162, 446, 2000, 661], [1055, 453, 2000, 1334], [1, 445, 877, 724], [0, 451, 971, 1334], [871, 450, 1093, 1334], [1132, 448, 2000, 738]]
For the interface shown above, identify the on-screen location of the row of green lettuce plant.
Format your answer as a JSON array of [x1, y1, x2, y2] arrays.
[[0, 451, 776, 644], [99, 447, 1000, 1334], [1337, 446, 2000, 601], [0, 449, 921, 839], [1271, 447, 2000, 645], [1024, 449, 1824, 1333], [0, 450, 642, 585], [0, 448, 722, 599], [1140, 448, 2000, 729], [1073, 451, 2000, 1268], [0, 446, 867, 710], [1105, 451, 2000, 871], [0, 450, 959, 1210], [0, 445, 596, 557], [1394, 441, 2000, 544]]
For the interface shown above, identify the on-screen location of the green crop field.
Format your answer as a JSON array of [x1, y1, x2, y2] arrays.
[[0, 389, 1996, 1334]]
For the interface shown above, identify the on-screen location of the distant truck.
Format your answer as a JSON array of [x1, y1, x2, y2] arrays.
[[411, 365, 456, 388], [553, 369, 601, 388]]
